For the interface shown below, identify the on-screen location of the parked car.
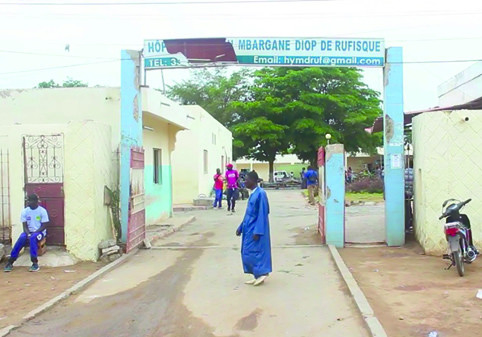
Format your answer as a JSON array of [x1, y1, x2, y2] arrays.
[[274, 170, 290, 182]]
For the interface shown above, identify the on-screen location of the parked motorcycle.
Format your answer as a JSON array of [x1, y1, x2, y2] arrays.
[[439, 198, 479, 276]]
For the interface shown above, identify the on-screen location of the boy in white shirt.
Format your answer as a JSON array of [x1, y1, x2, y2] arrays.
[[4, 194, 49, 272]]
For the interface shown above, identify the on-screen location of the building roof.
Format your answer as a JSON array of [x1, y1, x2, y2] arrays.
[[369, 96, 482, 133]]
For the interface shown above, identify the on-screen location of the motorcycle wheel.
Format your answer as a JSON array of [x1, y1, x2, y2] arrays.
[[452, 251, 465, 277]]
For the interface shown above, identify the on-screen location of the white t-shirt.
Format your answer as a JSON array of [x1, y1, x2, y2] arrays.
[[21, 206, 49, 233]]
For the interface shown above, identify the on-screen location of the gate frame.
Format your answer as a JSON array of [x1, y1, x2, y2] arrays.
[[121, 44, 406, 248]]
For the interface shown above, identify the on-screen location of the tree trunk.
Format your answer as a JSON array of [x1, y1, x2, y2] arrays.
[[269, 160, 275, 182]]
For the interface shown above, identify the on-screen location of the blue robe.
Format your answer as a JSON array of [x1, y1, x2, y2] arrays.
[[237, 187, 272, 278]]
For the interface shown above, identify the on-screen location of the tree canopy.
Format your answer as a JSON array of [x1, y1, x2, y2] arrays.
[[37, 78, 88, 88], [167, 68, 252, 127], [167, 66, 382, 180]]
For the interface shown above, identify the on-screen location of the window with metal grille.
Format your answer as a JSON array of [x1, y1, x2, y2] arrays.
[[154, 148, 162, 184]]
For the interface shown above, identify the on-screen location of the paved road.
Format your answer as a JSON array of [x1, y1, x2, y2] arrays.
[[345, 204, 385, 244], [9, 190, 368, 337]]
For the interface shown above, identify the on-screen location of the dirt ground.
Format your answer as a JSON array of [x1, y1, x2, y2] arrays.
[[0, 262, 103, 330], [340, 238, 482, 337]]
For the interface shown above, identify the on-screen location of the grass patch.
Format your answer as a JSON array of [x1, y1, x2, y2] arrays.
[[345, 192, 384, 203], [302, 190, 383, 203]]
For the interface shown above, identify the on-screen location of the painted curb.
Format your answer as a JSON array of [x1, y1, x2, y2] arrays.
[[148, 216, 196, 244], [328, 245, 388, 337], [0, 249, 137, 337]]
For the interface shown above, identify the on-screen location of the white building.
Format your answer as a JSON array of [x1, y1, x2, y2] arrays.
[[171, 105, 233, 204]]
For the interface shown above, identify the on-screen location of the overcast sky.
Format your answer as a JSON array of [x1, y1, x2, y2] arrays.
[[1, 0, 482, 111]]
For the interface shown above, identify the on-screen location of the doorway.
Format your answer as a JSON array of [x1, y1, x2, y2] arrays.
[[23, 134, 65, 245]]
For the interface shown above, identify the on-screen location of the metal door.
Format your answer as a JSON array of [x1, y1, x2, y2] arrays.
[[23, 135, 65, 245], [127, 147, 145, 252]]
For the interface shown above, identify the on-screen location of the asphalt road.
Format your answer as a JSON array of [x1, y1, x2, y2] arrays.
[[8, 190, 368, 337]]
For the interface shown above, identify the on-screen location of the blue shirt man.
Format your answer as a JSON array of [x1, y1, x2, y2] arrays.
[[304, 167, 318, 205], [236, 171, 272, 286]]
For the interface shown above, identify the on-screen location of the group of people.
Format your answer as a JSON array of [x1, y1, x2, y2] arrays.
[[5, 170, 272, 287], [212, 163, 242, 213]]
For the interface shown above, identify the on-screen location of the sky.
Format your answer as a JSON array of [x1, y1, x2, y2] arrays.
[[1, 0, 482, 111]]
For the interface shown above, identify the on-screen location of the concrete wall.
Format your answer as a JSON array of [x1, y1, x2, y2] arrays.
[[64, 121, 114, 261], [413, 110, 482, 255], [171, 105, 232, 204], [0, 87, 121, 151], [0, 121, 115, 261]]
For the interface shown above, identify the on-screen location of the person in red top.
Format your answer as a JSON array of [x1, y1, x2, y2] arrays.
[[225, 163, 239, 213], [213, 168, 224, 209]]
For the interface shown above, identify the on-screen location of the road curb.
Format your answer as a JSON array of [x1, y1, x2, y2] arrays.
[[328, 245, 388, 337], [0, 248, 138, 337]]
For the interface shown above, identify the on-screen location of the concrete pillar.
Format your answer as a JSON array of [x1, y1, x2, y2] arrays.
[[383, 47, 405, 246], [325, 144, 345, 248], [120, 50, 143, 243]]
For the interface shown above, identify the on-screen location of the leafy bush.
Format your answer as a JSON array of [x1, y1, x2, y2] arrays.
[[347, 177, 384, 194]]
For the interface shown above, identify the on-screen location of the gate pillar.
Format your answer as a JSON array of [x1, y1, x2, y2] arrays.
[[120, 50, 143, 244], [325, 144, 345, 248], [383, 47, 405, 246]]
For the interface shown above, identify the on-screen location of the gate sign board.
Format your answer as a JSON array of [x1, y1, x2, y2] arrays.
[[143, 37, 385, 69]]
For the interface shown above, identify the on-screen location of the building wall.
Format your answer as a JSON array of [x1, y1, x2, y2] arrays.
[[413, 110, 482, 255], [171, 106, 232, 204], [0, 87, 121, 151], [0, 122, 115, 261], [143, 113, 174, 224], [64, 121, 114, 261]]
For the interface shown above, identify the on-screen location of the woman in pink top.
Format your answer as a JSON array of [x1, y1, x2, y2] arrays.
[[213, 168, 224, 209]]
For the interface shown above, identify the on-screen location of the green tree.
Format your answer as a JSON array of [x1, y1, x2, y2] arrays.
[[231, 103, 290, 182], [62, 78, 88, 87], [37, 79, 60, 88], [167, 68, 252, 127], [36, 78, 88, 88], [245, 67, 382, 166]]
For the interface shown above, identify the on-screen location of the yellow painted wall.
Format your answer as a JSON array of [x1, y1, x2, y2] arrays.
[[64, 121, 114, 261], [171, 106, 233, 204], [413, 110, 482, 255], [235, 163, 269, 181], [0, 88, 121, 151], [1, 122, 115, 261]]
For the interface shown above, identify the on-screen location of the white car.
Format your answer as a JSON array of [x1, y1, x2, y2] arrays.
[[273, 170, 289, 182]]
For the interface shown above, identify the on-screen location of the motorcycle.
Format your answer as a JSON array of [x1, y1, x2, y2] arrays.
[[439, 198, 479, 277]]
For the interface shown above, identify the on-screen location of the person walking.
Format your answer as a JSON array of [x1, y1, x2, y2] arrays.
[[304, 166, 318, 205], [300, 167, 307, 189], [213, 168, 224, 209], [225, 163, 239, 213], [236, 171, 272, 286]]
